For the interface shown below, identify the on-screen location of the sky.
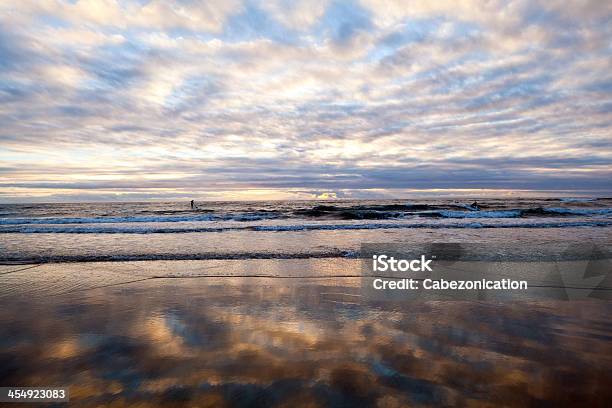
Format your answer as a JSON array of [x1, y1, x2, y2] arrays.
[[0, 0, 611, 202]]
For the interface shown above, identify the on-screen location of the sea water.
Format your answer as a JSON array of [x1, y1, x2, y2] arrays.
[[1, 198, 611, 263]]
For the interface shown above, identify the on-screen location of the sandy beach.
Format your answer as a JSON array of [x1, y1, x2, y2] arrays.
[[2, 259, 611, 407]]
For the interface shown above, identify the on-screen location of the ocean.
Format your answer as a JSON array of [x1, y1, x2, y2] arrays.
[[1, 197, 611, 263]]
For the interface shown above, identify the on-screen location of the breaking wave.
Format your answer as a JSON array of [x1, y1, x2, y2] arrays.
[[1, 220, 611, 234], [1, 205, 610, 226], [0, 212, 280, 225]]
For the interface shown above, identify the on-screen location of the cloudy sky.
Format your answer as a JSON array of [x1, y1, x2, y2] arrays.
[[1, 0, 611, 202]]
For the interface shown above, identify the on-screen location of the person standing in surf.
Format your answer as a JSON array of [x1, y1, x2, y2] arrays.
[[190, 200, 195, 210]]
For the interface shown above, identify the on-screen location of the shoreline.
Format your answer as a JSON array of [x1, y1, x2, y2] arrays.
[[3, 257, 611, 299]]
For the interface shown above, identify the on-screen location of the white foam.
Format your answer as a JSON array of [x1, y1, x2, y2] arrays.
[[559, 198, 596, 203], [438, 210, 523, 218], [1, 220, 611, 234], [0, 212, 281, 225], [545, 207, 612, 215]]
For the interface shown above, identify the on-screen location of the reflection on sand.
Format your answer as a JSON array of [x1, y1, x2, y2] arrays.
[[0, 261, 611, 407]]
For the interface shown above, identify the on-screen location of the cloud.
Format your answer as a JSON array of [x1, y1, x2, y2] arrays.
[[261, 0, 329, 29], [0, 0, 610, 201]]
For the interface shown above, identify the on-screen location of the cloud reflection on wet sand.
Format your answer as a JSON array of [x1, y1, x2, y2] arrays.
[[1, 263, 611, 407]]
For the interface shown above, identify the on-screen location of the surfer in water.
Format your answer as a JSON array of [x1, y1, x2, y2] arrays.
[[471, 201, 480, 210], [190, 200, 195, 210]]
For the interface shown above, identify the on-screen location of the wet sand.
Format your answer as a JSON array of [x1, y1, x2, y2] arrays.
[[1, 260, 611, 407]]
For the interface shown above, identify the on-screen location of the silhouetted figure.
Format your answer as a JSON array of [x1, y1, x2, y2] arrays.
[[471, 201, 480, 210], [190, 200, 195, 210]]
